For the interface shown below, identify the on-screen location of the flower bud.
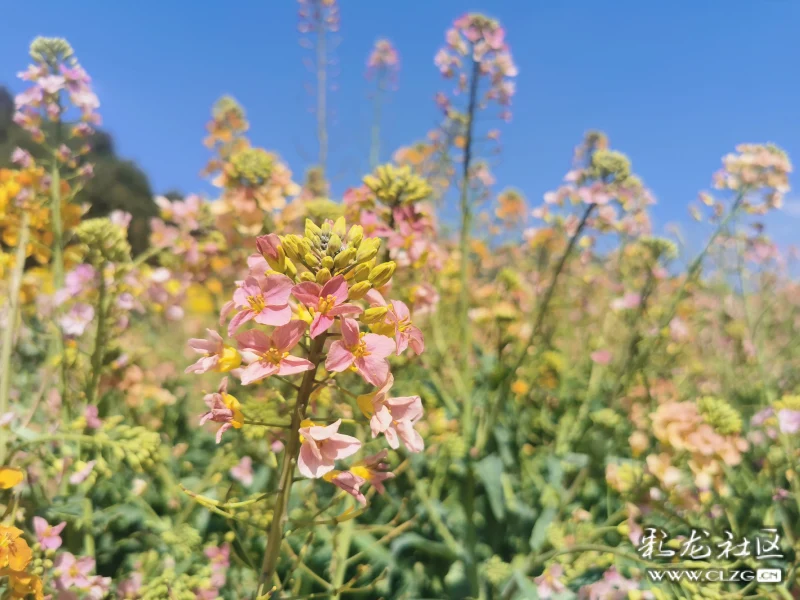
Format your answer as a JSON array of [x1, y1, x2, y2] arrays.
[[332, 216, 347, 238], [299, 272, 316, 282], [348, 281, 372, 300], [356, 238, 381, 264], [305, 219, 322, 241], [327, 234, 342, 255], [346, 225, 364, 247], [321, 255, 334, 270], [362, 306, 389, 324], [368, 261, 396, 288], [350, 263, 371, 282], [316, 268, 332, 285], [334, 247, 357, 271], [303, 252, 319, 268]]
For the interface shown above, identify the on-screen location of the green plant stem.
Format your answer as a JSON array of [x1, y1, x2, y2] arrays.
[[316, 12, 328, 176], [458, 56, 481, 437], [86, 262, 108, 405], [257, 334, 327, 597], [0, 211, 31, 465], [369, 82, 384, 170]]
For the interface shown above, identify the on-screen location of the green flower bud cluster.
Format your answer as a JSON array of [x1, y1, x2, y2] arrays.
[[483, 555, 513, 586], [27, 553, 54, 577], [160, 523, 202, 559], [697, 396, 742, 435], [30, 37, 75, 66], [139, 569, 216, 600], [76, 218, 132, 266], [304, 198, 344, 222], [232, 499, 272, 528], [212, 95, 245, 122], [773, 394, 800, 412], [439, 432, 468, 460], [591, 408, 622, 428], [86, 417, 163, 472], [639, 236, 678, 261], [228, 148, 275, 188], [242, 397, 285, 442], [497, 267, 522, 291], [589, 149, 632, 185], [281, 217, 396, 294], [362, 163, 432, 207]]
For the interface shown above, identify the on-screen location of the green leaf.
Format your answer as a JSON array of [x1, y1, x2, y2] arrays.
[[530, 506, 557, 552], [476, 453, 506, 521]]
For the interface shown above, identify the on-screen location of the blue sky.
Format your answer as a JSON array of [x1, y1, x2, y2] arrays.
[[1, 0, 799, 246]]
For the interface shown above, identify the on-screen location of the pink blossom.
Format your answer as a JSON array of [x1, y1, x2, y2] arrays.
[[199, 377, 243, 443], [186, 329, 238, 374], [230, 456, 254, 486], [53, 552, 95, 589], [11, 148, 33, 168], [351, 450, 395, 494], [611, 292, 641, 311], [297, 419, 362, 479], [69, 460, 96, 485], [778, 409, 800, 434], [327, 470, 367, 505], [84, 405, 102, 429], [33, 516, 66, 550], [292, 275, 362, 338], [325, 318, 395, 386], [590, 349, 612, 365], [535, 564, 567, 599], [117, 574, 143, 598], [222, 275, 294, 335], [357, 374, 424, 452], [236, 321, 314, 384], [59, 303, 95, 337]]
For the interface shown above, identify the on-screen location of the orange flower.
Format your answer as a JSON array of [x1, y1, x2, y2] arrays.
[[1, 568, 44, 600], [0, 526, 33, 572]]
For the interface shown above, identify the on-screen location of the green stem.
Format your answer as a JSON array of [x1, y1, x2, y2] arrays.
[[86, 262, 108, 405], [0, 211, 31, 465], [316, 10, 328, 176], [369, 83, 384, 170], [458, 56, 481, 437], [257, 334, 327, 597]]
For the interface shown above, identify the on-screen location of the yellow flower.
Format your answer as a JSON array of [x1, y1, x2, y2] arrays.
[[0, 466, 24, 490], [0, 526, 33, 571]]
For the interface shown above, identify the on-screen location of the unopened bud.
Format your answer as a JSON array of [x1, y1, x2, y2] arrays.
[[368, 261, 396, 288], [348, 281, 372, 300]]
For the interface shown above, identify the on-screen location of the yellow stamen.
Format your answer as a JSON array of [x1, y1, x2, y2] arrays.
[[247, 294, 266, 312]]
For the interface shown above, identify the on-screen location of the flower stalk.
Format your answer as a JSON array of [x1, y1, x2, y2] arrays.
[[257, 334, 327, 595]]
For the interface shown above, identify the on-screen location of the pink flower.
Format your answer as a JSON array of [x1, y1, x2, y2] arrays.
[[84, 405, 102, 429], [778, 410, 800, 434], [199, 377, 244, 443], [69, 461, 96, 485], [33, 516, 66, 550], [325, 318, 395, 386], [205, 543, 230, 588], [117, 573, 143, 598], [59, 303, 95, 337], [386, 300, 424, 356], [590, 349, 612, 365], [326, 470, 367, 506], [236, 321, 314, 384], [222, 275, 294, 336], [291, 275, 362, 338], [535, 564, 567, 599], [230, 456, 254, 486], [611, 292, 641, 311], [54, 552, 94, 589], [185, 329, 241, 374], [86, 575, 112, 600], [351, 449, 395, 494], [357, 374, 424, 452], [297, 419, 362, 479]]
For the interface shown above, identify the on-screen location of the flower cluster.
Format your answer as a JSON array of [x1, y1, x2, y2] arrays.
[[434, 13, 517, 121], [14, 37, 100, 143], [187, 217, 427, 506], [366, 39, 400, 88]]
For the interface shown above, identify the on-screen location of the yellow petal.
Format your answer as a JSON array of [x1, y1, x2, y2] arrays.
[[0, 466, 24, 489]]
